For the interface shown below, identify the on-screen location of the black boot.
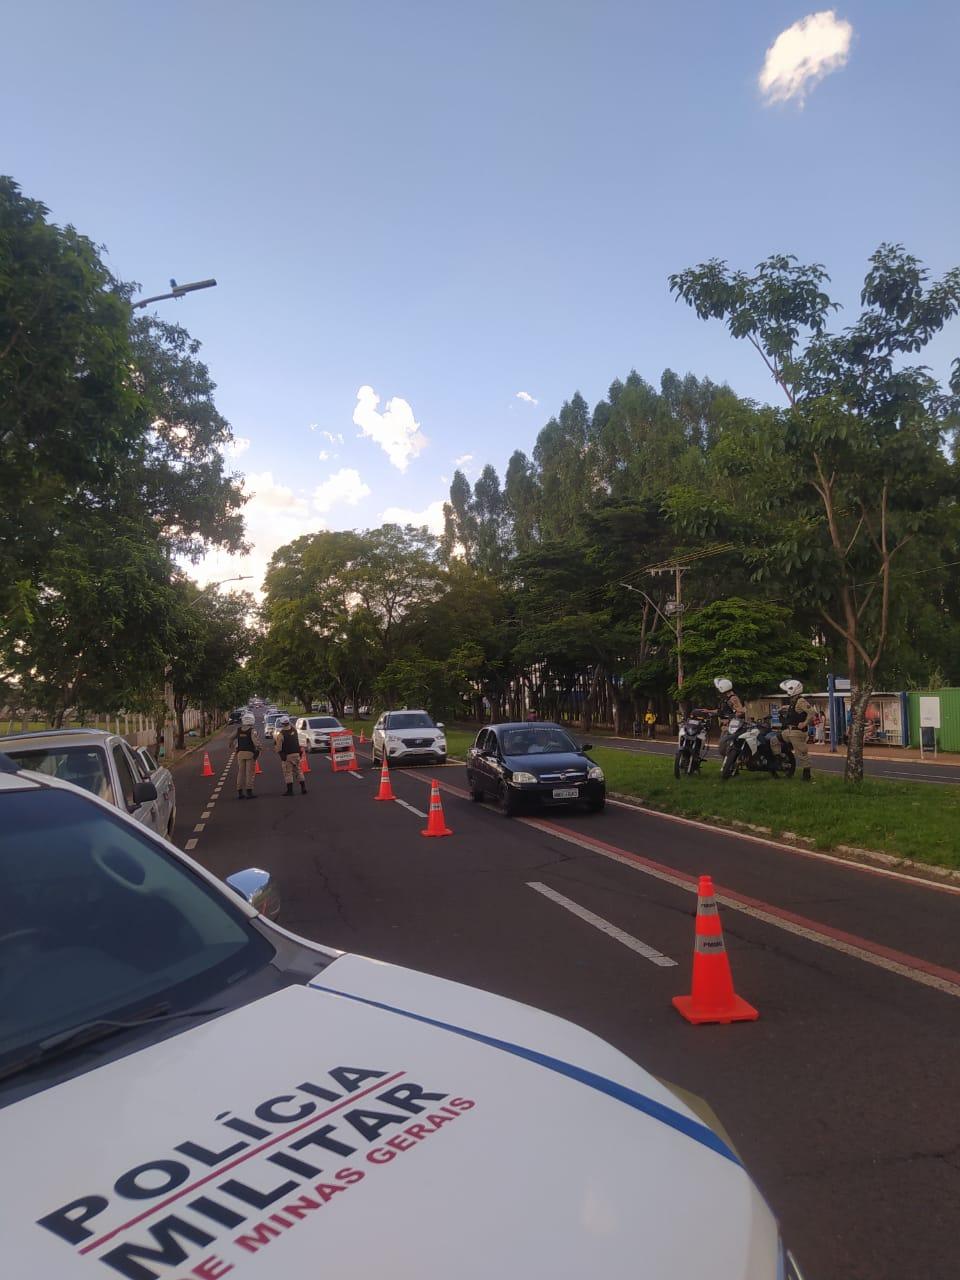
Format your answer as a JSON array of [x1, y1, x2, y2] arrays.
[[300, 781, 307, 794], [238, 791, 245, 800], [285, 783, 293, 796], [246, 789, 255, 799], [802, 768, 812, 782]]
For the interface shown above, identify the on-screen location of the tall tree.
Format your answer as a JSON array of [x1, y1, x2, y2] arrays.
[[670, 246, 960, 779]]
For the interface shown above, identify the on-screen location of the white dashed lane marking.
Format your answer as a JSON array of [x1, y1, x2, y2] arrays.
[[527, 881, 678, 967], [185, 838, 198, 851], [395, 797, 428, 819]]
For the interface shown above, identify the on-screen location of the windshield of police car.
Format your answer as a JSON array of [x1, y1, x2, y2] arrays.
[[0, 788, 272, 1066]]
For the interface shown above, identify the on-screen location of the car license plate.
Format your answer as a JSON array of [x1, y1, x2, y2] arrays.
[[552, 787, 579, 799]]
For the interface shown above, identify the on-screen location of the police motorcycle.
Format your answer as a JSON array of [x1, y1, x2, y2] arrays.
[[720, 714, 796, 781], [674, 708, 711, 777]]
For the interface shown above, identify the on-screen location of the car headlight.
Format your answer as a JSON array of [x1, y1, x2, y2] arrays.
[[587, 765, 604, 781], [511, 771, 537, 784]]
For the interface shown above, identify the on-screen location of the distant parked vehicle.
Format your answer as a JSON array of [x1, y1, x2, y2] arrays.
[[0, 728, 176, 838]]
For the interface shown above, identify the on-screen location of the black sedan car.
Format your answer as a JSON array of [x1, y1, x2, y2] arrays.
[[466, 722, 605, 815]]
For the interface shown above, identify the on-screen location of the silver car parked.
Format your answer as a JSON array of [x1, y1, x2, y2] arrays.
[[0, 729, 177, 839]]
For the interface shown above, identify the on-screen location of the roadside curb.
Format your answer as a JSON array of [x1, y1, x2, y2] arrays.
[[608, 790, 960, 887], [168, 726, 230, 772]]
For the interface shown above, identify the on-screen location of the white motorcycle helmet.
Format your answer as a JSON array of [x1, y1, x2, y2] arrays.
[[241, 712, 255, 728], [780, 679, 803, 698], [276, 714, 291, 729], [714, 677, 734, 695]]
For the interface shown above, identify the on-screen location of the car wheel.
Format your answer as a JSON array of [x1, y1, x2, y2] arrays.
[[468, 775, 483, 802], [498, 783, 519, 817], [167, 808, 176, 838]]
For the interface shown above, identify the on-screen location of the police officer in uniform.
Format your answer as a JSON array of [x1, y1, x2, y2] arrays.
[[780, 679, 814, 781], [232, 711, 260, 800], [713, 677, 745, 754], [274, 714, 306, 796]]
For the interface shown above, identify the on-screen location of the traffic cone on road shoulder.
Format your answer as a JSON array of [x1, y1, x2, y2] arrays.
[[421, 779, 453, 837], [672, 875, 758, 1025], [374, 754, 395, 801], [201, 752, 214, 778], [300, 750, 311, 774], [359, 729, 366, 744]]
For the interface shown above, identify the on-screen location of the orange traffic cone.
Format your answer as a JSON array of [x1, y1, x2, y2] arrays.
[[201, 752, 214, 778], [254, 757, 263, 776], [374, 754, 395, 801], [421, 779, 453, 837], [359, 729, 366, 745], [672, 876, 758, 1025], [300, 750, 311, 775]]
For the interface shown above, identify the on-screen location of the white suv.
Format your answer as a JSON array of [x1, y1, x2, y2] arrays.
[[372, 710, 447, 766]]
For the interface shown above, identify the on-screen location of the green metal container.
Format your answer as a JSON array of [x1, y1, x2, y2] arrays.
[[906, 689, 960, 753]]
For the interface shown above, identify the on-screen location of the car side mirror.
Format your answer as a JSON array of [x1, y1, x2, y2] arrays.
[[226, 868, 281, 921], [436, 722, 445, 730], [132, 780, 158, 805], [580, 743, 593, 752]]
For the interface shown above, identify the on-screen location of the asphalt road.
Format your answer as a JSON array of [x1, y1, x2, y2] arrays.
[[175, 726, 960, 1280], [600, 735, 960, 785]]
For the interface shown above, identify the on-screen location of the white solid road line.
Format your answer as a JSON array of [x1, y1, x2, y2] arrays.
[[527, 881, 677, 968], [395, 797, 428, 819]]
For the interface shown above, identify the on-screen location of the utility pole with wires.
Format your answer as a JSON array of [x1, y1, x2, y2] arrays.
[[620, 543, 734, 693]]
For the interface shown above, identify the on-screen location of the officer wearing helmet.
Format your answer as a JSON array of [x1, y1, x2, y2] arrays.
[[274, 714, 306, 796], [232, 711, 261, 800], [713, 678, 745, 754], [780, 679, 814, 782]]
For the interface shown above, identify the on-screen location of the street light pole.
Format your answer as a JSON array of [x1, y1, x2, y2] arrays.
[[132, 278, 217, 310]]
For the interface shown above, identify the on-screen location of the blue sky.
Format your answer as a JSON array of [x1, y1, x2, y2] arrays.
[[5, 1, 958, 589]]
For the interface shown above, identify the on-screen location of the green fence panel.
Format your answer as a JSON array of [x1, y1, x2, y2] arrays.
[[907, 689, 960, 752]]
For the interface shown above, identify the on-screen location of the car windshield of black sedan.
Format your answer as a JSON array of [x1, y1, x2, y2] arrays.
[[501, 727, 579, 756], [387, 713, 434, 729], [0, 788, 272, 1065]]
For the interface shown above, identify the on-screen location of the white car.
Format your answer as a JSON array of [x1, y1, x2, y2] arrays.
[[296, 714, 346, 753], [0, 728, 176, 840], [372, 709, 447, 766], [0, 752, 802, 1279]]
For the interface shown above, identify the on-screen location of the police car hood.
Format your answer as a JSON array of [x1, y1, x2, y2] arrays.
[[5, 953, 779, 1279]]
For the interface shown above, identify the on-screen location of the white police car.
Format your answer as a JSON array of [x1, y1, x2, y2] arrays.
[[0, 753, 803, 1279]]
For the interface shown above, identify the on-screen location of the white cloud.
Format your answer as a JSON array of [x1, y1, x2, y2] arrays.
[[758, 10, 853, 106], [454, 453, 473, 467], [317, 449, 330, 462], [225, 435, 251, 457], [322, 430, 344, 445], [353, 385, 428, 471], [193, 470, 324, 597], [312, 467, 372, 513], [308, 422, 318, 432], [515, 390, 538, 405], [379, 499, 447, 536]]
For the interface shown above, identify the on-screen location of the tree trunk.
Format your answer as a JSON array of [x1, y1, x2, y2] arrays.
[[844, 680, 874, 783], [174, 694, 187, 751]]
